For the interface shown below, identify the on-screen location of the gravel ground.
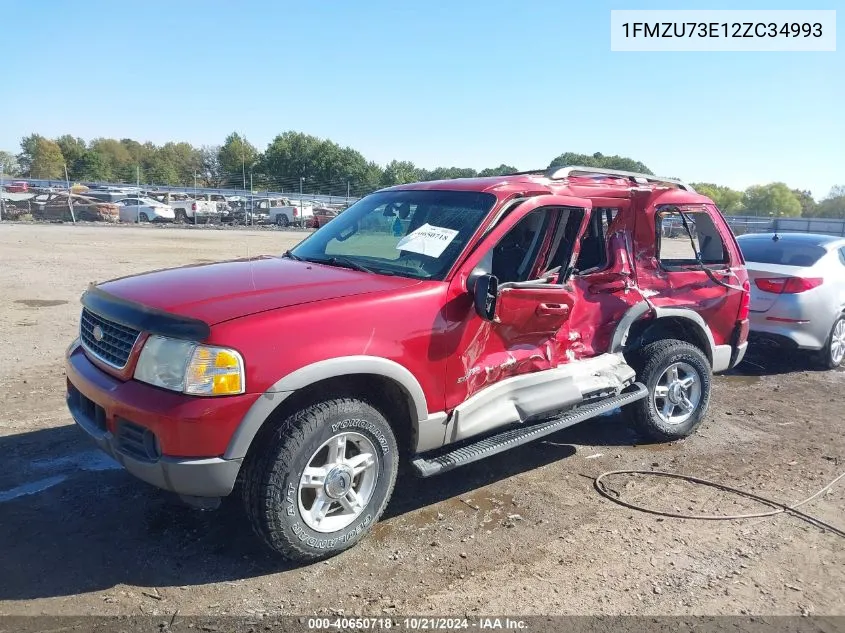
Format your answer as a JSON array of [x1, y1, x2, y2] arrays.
[[0, 222, 843, 618]]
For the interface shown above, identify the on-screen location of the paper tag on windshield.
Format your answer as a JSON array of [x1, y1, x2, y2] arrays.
[[396, 223, 459, 258]]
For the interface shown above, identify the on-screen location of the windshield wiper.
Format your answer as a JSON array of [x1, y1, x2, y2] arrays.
[[282, 249, 303, 261], [325, 256, 377, 274]]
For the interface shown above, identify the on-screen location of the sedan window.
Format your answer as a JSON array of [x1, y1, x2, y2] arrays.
[[739, 240, 827, 266]]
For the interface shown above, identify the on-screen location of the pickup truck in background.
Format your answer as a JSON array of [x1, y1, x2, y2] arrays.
[[146, 191, 220, 224], [252, 197, 314, 227]]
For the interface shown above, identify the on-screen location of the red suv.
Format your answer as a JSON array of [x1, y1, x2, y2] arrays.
[[66, 166, 749, 561]]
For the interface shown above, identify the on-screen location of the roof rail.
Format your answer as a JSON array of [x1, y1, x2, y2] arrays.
[[545, 165, 696, 192]]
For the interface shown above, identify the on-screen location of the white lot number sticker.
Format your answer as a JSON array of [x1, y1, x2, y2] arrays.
[[396, 223, 459, 258]]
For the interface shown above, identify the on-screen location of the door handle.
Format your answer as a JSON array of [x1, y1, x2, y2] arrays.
[[537, 303, 570, 317], [588, 280, 627, 294]]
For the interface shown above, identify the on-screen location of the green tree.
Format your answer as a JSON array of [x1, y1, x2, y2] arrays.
[[74, 151, 112, 181], [0, 150, 19, 176], [548, 151, 652, 175], [199, 146, 226, 187], [791, 189, 818, 217], [380, 160, 421, 187], [815, 186, 845, 219], [26, 137, 66, 179], [420, 167, 478, 181], [56, 135, 88, 175], [479, 164, 518, 177], [89, 138, 133, 181], [691, 183, 745, 215], [742, 183, 802, 218], [218, 132, 258, 188]]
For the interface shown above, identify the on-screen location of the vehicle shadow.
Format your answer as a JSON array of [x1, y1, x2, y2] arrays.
[[0, 416, 639, 601], [727, 344, 833, 377]]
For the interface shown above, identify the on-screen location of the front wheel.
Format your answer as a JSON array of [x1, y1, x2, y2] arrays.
[[242, 398, 399, 562], [623, 339, 712, 442], [138, 212, 149, 223]]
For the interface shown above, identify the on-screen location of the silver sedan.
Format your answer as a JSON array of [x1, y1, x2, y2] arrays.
[[737, 232, 845, 369]]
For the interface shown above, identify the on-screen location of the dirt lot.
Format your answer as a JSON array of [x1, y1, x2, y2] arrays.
[[0, 223, 843, 618]]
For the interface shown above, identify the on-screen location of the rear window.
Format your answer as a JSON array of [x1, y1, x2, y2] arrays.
[[739, 240, 826, 266]]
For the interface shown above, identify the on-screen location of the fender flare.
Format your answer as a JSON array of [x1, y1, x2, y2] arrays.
[[223, 356, 429, 460], [610, 303, 718, 363]]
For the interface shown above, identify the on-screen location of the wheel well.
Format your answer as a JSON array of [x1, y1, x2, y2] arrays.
[[624, 316, 712, 364], [245, 374, 416, 463]]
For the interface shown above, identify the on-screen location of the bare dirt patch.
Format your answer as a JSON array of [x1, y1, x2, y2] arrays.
[[0, 223, 842, 618]]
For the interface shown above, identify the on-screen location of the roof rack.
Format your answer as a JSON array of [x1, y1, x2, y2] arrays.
[[544, 165, 695, 192]]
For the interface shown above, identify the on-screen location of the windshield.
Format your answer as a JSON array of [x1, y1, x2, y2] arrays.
[[290, 190, 496, 280], [738, 238, 827, 266]]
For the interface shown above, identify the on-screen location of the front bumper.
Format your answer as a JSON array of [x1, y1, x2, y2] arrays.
[[65, 341, 254, 497]]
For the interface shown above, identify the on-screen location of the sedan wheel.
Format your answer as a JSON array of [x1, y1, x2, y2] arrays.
[[820, 316, 845, 369]]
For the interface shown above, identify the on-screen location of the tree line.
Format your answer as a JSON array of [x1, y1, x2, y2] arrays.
[[1, 132, 843, 218]]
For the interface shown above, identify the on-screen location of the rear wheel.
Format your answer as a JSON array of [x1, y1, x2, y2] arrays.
[[242, 398, 398, 562], [817, 315, 845, 370], [276, 213, 290, 227], [138, 212, 149, 223], [623, 339, 712, 442], [174, 209, 187, 224]]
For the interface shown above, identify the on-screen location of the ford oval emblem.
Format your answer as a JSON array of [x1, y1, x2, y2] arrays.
[[92, 325, 104, 342]]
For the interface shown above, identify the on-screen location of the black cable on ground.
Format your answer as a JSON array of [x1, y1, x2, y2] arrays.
[[594, 469, 845, 538]]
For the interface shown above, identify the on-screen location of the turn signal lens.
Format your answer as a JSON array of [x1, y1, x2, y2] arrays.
[[184, 346, 245, 395]]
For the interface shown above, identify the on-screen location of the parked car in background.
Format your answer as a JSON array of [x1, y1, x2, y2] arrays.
[[117, 197, 176, 223], [738, 232, 845, 369], [310, 206, 341, 228], [32, 193, 120, 222], [4, 181, 29, 193], [146, 191, 219, 224], [85, 190, 133, 204]]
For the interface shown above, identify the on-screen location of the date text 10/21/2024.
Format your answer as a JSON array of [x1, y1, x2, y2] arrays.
[[306, 618, 529, 630]]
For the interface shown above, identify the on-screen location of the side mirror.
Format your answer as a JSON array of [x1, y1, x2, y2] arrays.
[[472, 273, 499, 321]]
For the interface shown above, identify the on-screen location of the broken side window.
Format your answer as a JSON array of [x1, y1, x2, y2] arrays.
[[574, 207, 618, 273], [657, 206, 728, 268]]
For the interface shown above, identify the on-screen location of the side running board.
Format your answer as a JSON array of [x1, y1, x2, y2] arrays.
[[411, 382, 648, 478]]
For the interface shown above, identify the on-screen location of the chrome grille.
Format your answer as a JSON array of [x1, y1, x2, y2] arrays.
[[80, 308, 140, 369]]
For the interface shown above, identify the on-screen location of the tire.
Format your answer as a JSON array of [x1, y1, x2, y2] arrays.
[[276, 213, 290, 227], [623, 339, 712, 442], [174, 210, 187, 224], [817, 315, 845, 370], [242, 398, 399, 562], [138, 212, 149, 223]]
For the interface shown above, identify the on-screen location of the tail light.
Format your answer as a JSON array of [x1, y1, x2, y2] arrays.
[[738, 279, 751, 320], [191, 202, 197, 211], [755, 277, 823, 294], [293, 207, 298, 217]]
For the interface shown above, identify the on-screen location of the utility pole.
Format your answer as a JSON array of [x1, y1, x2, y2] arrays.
[[65, 164, 76, 224]]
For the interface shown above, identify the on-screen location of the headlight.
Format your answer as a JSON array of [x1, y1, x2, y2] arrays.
[[134, 335, 245, 396]]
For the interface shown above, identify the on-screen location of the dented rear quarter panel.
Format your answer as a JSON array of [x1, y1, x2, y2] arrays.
[[631, 189, 748, 347]]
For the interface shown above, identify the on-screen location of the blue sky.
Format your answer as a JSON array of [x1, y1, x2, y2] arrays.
[[1, 0, 841, 198]]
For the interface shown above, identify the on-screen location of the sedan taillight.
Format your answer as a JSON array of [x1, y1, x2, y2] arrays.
[[755, 277, 823, 294], [191, 202, 197, 211]]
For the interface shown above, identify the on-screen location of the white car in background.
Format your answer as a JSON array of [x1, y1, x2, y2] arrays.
[[738, 232, 845, 369], [116, 197, 176, 223]]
